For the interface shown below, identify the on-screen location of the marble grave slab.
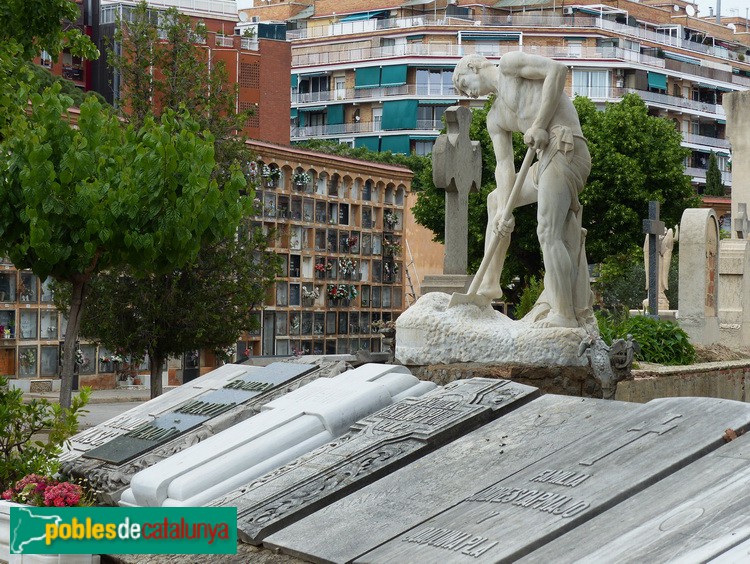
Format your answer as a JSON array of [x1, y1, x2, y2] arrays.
[[357, 397, 750, 563], [212, 378, 539, 544]]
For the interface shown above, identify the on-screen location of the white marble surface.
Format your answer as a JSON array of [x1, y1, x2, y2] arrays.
[[119, 364, 436, 508]]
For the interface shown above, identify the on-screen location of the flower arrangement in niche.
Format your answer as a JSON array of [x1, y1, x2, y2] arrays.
[[2, 474, 87, 507], [347, 285, 359, 300], [345, 235, 359, 248], [383, 239, 403, 256], [246, 161, 258, 179], [371, 319, 396, 332], [384, 210, 398, 228], [293, 172, 311, 184], [19, 349, 35, 368], [262, 165, 281, 180], [314, 263, 326, 274], [338, 258, 357, 276], [327, 284, 348, 300], [302, 286, 320, 300]]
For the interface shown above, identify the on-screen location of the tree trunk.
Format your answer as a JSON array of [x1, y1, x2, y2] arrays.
[[149, 352, 164, 399], [60, 278, 87, 409]]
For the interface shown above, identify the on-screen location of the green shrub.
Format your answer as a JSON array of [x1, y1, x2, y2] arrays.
[[0, 378, 90, 489], [515, 275, 544, 319], [595, 312, 695, 366], [595, 251, 678, 311]]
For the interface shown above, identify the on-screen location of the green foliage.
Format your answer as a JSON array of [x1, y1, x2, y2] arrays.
[[0, 86, 250, 406], [574, 94, 700, 263], [0, 378, 90, 489], [515, 275, 544, 319], [704, 151, 725, 196], [595, 311, 695, 365], [595, 249, 678, 311], [66, 224, 280, 395], [26, 63, 107, 107]]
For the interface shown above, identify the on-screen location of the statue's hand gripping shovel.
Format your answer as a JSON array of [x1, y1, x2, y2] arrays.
[[449, 146, 536, 308]]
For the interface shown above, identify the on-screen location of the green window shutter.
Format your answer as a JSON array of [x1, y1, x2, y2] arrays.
[[327, 104, 344, 125], [291, 74, 298, 89], [290, 109, 298, 119], [355, 67, 381, 89], [382, 100, 418, 130], [356, 136, 380, 152], [299, 112, 306, 127], [647, 72, 667, 90], [380, 65, 408, 87], [380, 135, 410, 154]]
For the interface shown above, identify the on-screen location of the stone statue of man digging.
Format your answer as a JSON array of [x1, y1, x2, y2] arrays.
[[453, 53, 593, 329]]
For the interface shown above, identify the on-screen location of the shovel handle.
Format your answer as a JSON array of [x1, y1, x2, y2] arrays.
[[466, 146, 536, 297]]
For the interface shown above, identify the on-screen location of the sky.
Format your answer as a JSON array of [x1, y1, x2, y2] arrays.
[[693, 0, 749, 19]]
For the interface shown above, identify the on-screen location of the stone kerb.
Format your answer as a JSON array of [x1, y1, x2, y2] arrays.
[[677, 207, 720, 345]]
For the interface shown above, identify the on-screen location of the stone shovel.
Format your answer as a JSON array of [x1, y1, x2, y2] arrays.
[[449, 145, 536, 308]]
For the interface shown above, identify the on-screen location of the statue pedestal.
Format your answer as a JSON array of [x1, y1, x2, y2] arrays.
[[396, 292, 589, 367]]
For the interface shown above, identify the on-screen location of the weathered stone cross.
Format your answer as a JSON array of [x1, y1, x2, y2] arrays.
[[643, 201, 665, 318], [432, 106, 482, 275], [734, 202, 749, 239]]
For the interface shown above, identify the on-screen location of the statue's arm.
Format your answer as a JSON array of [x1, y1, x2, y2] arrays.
[[500, 52, 566, 149]]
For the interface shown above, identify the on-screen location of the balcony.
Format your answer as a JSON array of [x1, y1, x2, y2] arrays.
[[685, 167, 732, 186], [288, 13, 749, 68], [293, 83, 458, 105], [682, 132, 731, 150], [292, 121, 375, 139], [293, 43, 668, 72]]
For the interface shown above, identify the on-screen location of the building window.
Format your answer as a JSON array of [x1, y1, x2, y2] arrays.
[[372, 107, 383, 132], [334, 76, 346, 100], [572, 70, 609, 98], [416, 69, 454, 96], [417, 105, 448, 130], [414, 140, 435, 156]]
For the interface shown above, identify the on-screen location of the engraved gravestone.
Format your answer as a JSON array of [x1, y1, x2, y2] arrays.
[[263, 394, 635, 563], [523, 426, 750, 562], [212, 378, 539, 544], [118, 364, 437, 508], [357, 397, 750, 563], [60, 361, 322, 504]]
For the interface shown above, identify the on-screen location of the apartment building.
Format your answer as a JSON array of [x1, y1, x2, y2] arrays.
[[236, 0, 750, 191]]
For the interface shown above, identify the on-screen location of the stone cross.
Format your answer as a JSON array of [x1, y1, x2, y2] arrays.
[[643, 201, 665, 318], [734, 202, 749, 239], [432, 106, 481, 275]]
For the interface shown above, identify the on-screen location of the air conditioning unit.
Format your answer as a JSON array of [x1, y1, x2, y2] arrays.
[[563, 7, 574, 15]]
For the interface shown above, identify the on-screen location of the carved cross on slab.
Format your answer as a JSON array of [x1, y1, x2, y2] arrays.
[[643, 201, 665, 318], [734, 202, 749, 239], [432, 106, 482, 275]]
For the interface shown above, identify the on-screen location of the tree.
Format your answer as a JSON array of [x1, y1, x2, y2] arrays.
[[72, 226, 279, 397], [68, 1, 277, 398], [411, 93, 700, 293], [704, 151, 725, 196], [0, 90, 250, 407], [574, 94, 700, 263]]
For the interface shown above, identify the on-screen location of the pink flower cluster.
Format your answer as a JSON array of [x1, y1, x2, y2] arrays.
[[2, 474, 83, 507]]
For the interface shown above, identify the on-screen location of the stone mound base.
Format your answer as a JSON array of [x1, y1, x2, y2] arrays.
[[396, 292, 591, 367]]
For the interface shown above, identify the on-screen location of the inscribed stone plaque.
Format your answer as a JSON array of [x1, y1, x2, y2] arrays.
[[521, 429, 750, 563], [263, 394, 635, 563], [356, 397, 750, 563], [82, 362, 317, 465], [214, 378, 539, 544]]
